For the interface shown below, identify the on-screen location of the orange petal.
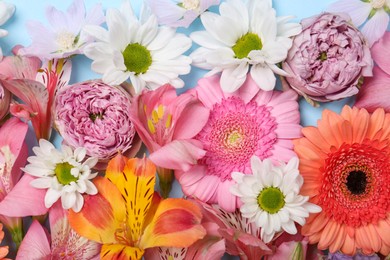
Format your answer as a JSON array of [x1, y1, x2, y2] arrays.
[[340, 233, 356, 256], [301, 126, 331, 153], [375, 219, 390, 247], [318, 220, 339, 250], [139, 198, 206, 249], [367, 108, 385, 139], [105, 153, 128, 184], [69, 177, 126, 244], [107, 157, 157, 244], [329, 225, 346, 253], [101, 244, 144, 260]]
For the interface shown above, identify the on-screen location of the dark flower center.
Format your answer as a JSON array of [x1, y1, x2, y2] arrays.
[[122, 43, 152, 74], [346, 170, 367, 195], [89, 112, 104, 122], [318, 51, 327, 61]]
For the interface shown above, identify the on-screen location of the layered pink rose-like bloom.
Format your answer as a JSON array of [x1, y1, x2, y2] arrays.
[[176, 75, 302, 212], [283, 13, 373, 102], [54, 80, 140, 165]]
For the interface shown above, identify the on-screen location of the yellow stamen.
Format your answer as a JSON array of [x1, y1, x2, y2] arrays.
[[152, 110, 159, 124], [143, 105, 147, 114], [157, 105, 164, 119], [165, 114, 172, 128], [147, 119, 156, 134]]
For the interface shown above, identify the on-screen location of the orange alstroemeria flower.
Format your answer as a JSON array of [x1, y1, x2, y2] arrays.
[[69, 154, 206, 260]]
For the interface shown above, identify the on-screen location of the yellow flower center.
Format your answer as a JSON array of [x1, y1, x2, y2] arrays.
[[257, 187, 285, 214], [146, 104, 172, 135], [122, 43, 152, 74], [226, 130, 243, 148], [56, 31, 77, 51], [54, 162, 78, 185], [181, 0, 200, 10], [371, 0, 386, 9], [232, 33, 263, 59]]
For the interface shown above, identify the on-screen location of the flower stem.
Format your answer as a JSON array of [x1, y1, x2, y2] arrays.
[[157, 167, 174, 199], [10, 225, 23, 250]]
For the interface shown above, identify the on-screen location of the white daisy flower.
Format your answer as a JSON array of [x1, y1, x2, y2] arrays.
[[82, 0, 192, 93], [23, 139, 98, 213], [230, 156, 321, 243], [190, 0, 302, 92]]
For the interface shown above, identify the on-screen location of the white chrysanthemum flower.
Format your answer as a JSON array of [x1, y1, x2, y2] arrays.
[[230, 156, 321, 243], [23, 139, 98, 213], [190, 0, 302, 92], [82, 0, 192, 93]]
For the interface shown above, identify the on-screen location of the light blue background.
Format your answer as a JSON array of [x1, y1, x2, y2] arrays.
[[2, 0, 378, 258]]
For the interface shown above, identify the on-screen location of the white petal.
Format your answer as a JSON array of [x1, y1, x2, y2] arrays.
[[361, 9, 389, 47], [44, 188, 62, 208], [282, 220, 297, 234], [102, 67, 131, 85], [83, 157, 98, 168], [250, 64, 276, 91], [30, 177, 52, 189], [74, 147, 87, 162], [85, 181, 98, 195], [220, 62, 249, 93], [61, 191, 77, 210], [327, 0, 371, 27], [72, 193, 84, 213], [82, 25, 109, 42]]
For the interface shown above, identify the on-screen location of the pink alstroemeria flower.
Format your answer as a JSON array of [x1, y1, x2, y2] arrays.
[[0, 47, 71, 140], [19, 0, 104, 60], [146, 0, 220, 28], [0, 118, 28, 247], [16, 202, 101, 260], [129, 84, 209, 197], [355, 32, 390, 112]]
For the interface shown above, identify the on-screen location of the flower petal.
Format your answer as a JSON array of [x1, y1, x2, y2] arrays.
[[100, 244, 144, 260], [139, 198, 206, 249], [371, 32, 390, 75], [16, 220, 50, 260], [361, 9, 389, 47], [68, 177, 126, 244]]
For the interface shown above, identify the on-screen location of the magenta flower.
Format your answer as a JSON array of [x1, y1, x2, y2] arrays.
[[54, 80, 141, 167], [19, 0, 104, 60], [282, 13, 373, 103], [146, 0, 220, 28], [355, 32, 390, 112], [129, 84, 209, 196], [328, 0, 390, 46], [176, 75, 301, 212], [16, 202, 100, 260], [0, 47, 72, 140]]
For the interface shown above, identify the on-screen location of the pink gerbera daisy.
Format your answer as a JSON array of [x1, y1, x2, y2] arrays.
[[176, 75, 302, 212]]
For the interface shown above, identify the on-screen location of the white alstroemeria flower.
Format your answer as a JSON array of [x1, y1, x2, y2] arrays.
[[190, 0, 302, 92], [83, 0, 192, 93], [230, 156, 321, 243], [23, 139, 98, 213]]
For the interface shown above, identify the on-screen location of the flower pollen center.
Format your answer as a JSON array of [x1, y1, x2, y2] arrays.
[[89, 112, 104, 122], [257, 187, 285, 214], [181, 0, 200, 10], [346, 170, 367, 195], [371, 0, 386, 9], [227, 131, 242, 147], [122, 43, 152, 74], [318, 51, 327, 61], [233, 33, 263, 59], [56, 31, 77, 51], [55, 162, 78, 185]]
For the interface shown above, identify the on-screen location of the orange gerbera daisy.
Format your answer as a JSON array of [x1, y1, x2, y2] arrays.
[[294, 106, 390, 256]]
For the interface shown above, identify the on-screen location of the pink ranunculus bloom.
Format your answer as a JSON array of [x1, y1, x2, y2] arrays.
[[129, 84, 209, 196], [176, 75, 301, 212], [355, 32, 390, 112], [282, 13, 373, 103], [54, 80, 141, 167], [146, 0, 220, 28], [16, 202, 101, 260]]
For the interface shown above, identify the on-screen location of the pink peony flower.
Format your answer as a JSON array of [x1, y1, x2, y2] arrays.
[[355, 32, 390, 112], [176, 75, 302, 212], [282, 13, 373, 103], [54, 80, 141, 166], [129, 84, 209, 197]]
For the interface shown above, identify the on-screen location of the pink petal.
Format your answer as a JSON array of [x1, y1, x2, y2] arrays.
[[0, 175, 48, 217], [149, 140, 206, 171], [327, 0, 371, 27], [185, 236, 225, 260], [0, 52, 41, 80], [173, 97, 210, 140], [217, 180, 238, 212], [355, 66, 390, 112], [9, 103, 37, 122], [361, 9, 389, 47], [48, 202, 67, 236], [195, 75, 225, 108], [371, 32, 390, 75], [0, 79, 50, 140], [16, 220, 51, 260], [228, 74, 260, 103]]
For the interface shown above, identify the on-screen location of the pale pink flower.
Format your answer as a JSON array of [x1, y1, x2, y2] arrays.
[[355, 32, 390, 112], [146, 0, 220, 28], [328, 0, 390, 46], [16, 202, 101, 260], [19, 0, 104, 59], [176, 75, 301, 212]]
